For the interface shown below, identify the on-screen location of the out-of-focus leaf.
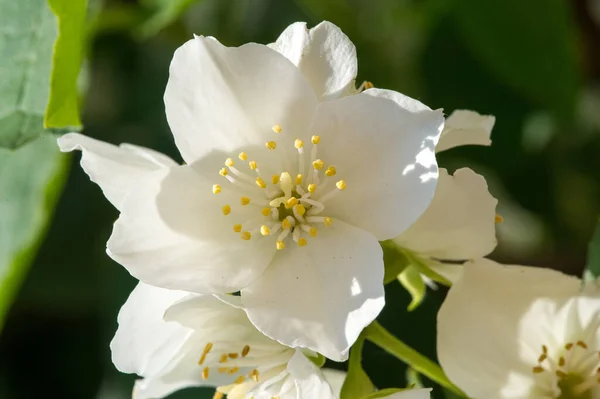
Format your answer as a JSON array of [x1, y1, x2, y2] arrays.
[[398, 266, 426, 312], [0, 135, 69, 331], [44, 0, 87, 129], [340, 336, 375, 399], [406, 368, 424, 389], [451, 0, 580, 121], [584, 219, 600, 281], [0, 1, 57, 148], [136, 0, 203, 39]]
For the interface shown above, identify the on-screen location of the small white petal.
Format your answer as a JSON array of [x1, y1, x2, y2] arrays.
[[57, 133, 177, 210], [436, 110, 495, 153], [382, 388, 432, 399], [394, 168, 498, 260], [287, 351, 337, 399], [270, 21, 358, 100], [321, 368, 347, 398], [242, 221, 384, 362]]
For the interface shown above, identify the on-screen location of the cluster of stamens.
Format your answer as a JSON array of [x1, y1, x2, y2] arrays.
[[531, 340, 600, 397], [213, 124, 346, 250]]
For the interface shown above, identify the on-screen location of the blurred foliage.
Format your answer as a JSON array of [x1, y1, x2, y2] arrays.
[[0, 0, 599, 398], [585, 220, 600, 281]]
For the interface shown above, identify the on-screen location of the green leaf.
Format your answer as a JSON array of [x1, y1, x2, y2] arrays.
[[451, 0, 580, 121], [0, 135, 69, 331], [44, 0, 87, 129], [584, 219, 600, 281], [340, 336, 375, 399], [398, 265, 427, 311], [361, 388, 405, 399], [306, 352, 326, 368], [406, 368, 424, 389], [0, 1, 57, 148], [381, 240, 411, 284]]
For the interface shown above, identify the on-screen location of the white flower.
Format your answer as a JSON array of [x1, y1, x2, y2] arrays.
[[112, 282, 337, 399], [436, 110, 495, 153], [437, 258, 600, 399], [58, 23, 443, 360]]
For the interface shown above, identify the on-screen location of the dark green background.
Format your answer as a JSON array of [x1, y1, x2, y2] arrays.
[[1, 0, 599, 397]]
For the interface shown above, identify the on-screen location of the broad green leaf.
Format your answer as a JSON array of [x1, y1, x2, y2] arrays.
[[0, 135, 69, 331], [136, 0, 203, 39], [0, 0, 57, 148], [584, 219, 600, 281], [44, 0, 87, 129], [451, 0, 580, 121], [340, 337, 374, 399], [398, 266, 426, 311]]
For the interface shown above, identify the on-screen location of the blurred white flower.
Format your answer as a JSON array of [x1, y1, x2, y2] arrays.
[[58, 23, 443, 360], [436, 110, 495, 153], [437, 259, 600, 399], [111, 283, 336, 399]]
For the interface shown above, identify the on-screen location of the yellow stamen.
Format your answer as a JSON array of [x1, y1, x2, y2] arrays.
[[222, 205, 231, 215], [272, 175, 280, 184], [276, 241, 285, 250], [225, 158, 234, 167], [217, 367, 229, 373], [364, 81, 374, 89], [336, 180, 347, 190], [282, 219, 292, 229], [324, 217, 332, 227], [219, 168, 228, 176], [261, 207, 271, 217], [238, 152, 248, 161], [241, 231, 251, 240], [295, 174, 303, 185], [325, 166, 336, 177], [295, 204, 306, 216], [495, 214, 503, 223], [298, 238, 307, 246], [202, 367, 209, 380], [227, 367, 239, 374], [212, 184, 221, 194], [198, 342, 213, 365], [249, 161, 257, 170], [255, 177, 266, 188], [312, 159, 325, 170], [532, 366, 544, 374], [233, 224, 242, 233], [311, 135, 320, 144], [285, 197, 298, 209], [234, 375, 245, 384], [294, 139, 304, 149], [228, 353, 239, 359], [272, 124, 282, 133], [308, 184, 316, 193], [260, 225, 271, 236], [309, 227, 317, 237], [213, 391, 224, 399], [577, 340, 588, 349], [219, 354, 228, 363], [249, 369, 260, 382], [265, 141, 277, 150], [240, 197, 250, 206], [241, 345, 250, 357]]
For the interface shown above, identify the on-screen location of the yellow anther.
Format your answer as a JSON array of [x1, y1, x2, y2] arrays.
[[213, 392, 224, 399], [265, 141, 277, 150], [198, 342, 213, 365], [260, 225, 271, 236], [241, 345, 250, 357], [324, 217, 332, 227], [294, 139, 304, 149], [222, 205, 231, 215], [241, 231, 251, 240], [558, 356, 565, 366], [276, 241, 285, 250], [212, 184, 222, 194], [225, 158, 234, 167], [364, 81, 374, 89], [282, 219, 292, 230], [219, 168, 228, 176], [249, 369, 260, 382], [233, 224, 242, 233], [255, 177, 266, 188], [234, 375, 246, 384], [219, 354, 228, 363], [295, 204, 306, 216], [495, 214, 504, 223], [249, 161, 257, 170], [272, 124, 282, 133], [532, 366, 545, 374], [311, 135, 320, 144], [285, 197, 299, 209], [336, 180, 347, 190], [556, 370, 567, 378], [272, 175, 280, 184], [240, 197, 250, 206], [308, 183, 316, 193], [295, 174, 303, 185], [228, 353, 239, 359], [309, 227, 317, 237], [261, 207, 271, 217], [576, 340, 588, 349], [325, 165, 337, 177], [312, 159, 325, 170], [238, 152, 248, 161], [298, 238, 307, 246], [202, 367, 210, 380], [227, 367, 239, 374]]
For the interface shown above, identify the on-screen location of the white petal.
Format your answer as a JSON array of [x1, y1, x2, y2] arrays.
[[270, 21, 358, 100], [382, 389, 432, 399], [309, 88, 443, 240], [393, 168, 498, 260], [57, 133, 177, 210], [287, 351, 336, 399], [241, 221, 385, 361], [164, 35, 318, 163], [321, 368, 347, 398], [107, 163, 276, 294], [437, 259, 581, 398], [436, 110, 495, 153]]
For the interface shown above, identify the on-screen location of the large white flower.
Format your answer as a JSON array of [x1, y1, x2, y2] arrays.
[[112, 283, 337, 399], [437, 258, 600, 399], [58, 23, 443, 360]]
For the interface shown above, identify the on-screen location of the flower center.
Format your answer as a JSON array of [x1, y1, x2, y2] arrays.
[[213, 125, 346, 250], [532, 340, 600, 398]]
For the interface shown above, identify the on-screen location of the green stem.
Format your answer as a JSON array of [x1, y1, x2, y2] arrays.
[[364, 321, 464, 396]]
